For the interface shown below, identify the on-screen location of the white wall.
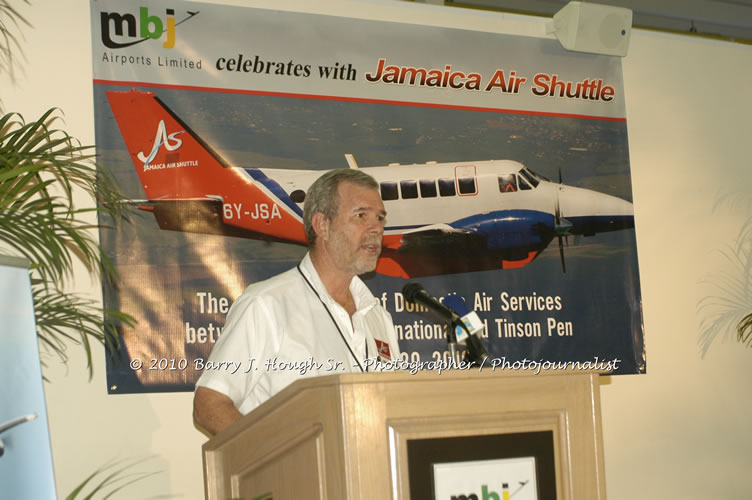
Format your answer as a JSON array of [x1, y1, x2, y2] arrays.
[[2, 1, 750, 498]]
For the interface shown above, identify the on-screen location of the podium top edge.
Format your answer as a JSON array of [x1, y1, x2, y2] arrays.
[[263, 367, 602, 412], [203, 368, 604, 448], [244, 368, 605, 412], [295, 366, 604, 386]]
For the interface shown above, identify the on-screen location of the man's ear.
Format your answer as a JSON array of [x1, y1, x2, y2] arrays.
[[312, 212, 329, 242]]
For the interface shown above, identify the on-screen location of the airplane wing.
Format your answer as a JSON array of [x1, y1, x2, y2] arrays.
[[402, 223, 472, 235], [391, 224, 488, 252], [377, 213, 556, 278]]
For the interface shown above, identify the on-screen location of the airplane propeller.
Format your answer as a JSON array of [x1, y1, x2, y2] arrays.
[[553, 167, 573, 273]]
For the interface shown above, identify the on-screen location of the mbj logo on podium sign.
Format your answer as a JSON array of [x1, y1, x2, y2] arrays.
[[451, 482, 514, 500], [434, 457, 537, 500]]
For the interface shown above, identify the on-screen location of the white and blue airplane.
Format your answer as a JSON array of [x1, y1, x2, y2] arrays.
[[107, 89, 634, 277]]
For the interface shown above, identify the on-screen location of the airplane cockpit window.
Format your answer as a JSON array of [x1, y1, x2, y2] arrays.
[[400, 180, 419, 199], [380, 182, 399, 201], [290, 189, 305, 203], [518, 176, 533, 191], [528, 167, 549, 182], [498, 174, 517, 193], [457, 177, 476, 195], [419, 179, 437, 198], [519, 168, 540, 188], [438, 178, 456, 197]]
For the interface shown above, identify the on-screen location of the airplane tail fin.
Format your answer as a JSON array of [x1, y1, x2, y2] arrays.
[[106, 89, 233, 201], [106, 89, 307, 244]]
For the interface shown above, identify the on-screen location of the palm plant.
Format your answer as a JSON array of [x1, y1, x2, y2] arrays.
[[0, 109, 135, 377], [733, 213, 752, 348], [738, 311, 752, 348], [697, 192, 752, 355], [1, 1, 136, 377], [0, 3, 159, 498], [64, 458, 161, 500]]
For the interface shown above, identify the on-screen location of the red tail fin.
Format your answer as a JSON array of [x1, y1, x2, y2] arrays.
[[106, 90, 307, 244], [106, 90, 234, 201]]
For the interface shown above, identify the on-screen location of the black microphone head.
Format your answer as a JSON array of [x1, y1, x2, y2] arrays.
[[402, 282, 426, 303]]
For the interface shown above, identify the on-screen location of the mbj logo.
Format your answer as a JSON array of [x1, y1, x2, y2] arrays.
[[137, 120, 184, 168], [451, 482, 512, 500], [100, 7, 199, 49]]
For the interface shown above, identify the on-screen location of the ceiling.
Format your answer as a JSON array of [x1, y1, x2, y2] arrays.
[[420, 0, 752, 43]]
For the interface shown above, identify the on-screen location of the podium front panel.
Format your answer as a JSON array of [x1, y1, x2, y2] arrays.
[[202, 370, 606, 500], [233, 424, 325, 500]]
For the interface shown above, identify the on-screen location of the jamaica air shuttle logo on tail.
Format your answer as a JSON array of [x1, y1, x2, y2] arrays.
[[138, 120, 184, 171], [100, 7, 199, 49]]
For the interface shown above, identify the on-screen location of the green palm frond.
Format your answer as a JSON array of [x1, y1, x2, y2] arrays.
[[65, 458, 162, 500], [32, 279, 134, 374], [0, 108, 135, 378], [0, 110, 131, 282]]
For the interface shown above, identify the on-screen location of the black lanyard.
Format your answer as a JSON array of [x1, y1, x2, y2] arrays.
[[297, 265, 368, 373]]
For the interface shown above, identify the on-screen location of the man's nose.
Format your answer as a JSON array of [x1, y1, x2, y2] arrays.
[[369, 217, 384, 235]]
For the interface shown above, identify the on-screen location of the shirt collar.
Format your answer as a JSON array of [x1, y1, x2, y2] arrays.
[[299, 252, 378, 313]]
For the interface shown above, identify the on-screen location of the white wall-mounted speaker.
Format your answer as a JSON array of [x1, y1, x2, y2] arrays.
[[551, 1, 632, 57]]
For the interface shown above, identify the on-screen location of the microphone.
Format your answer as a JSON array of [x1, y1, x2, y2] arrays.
[[442, 294, 490, 364], [401, 283, 461, 325], [401, 283, 490, 365]]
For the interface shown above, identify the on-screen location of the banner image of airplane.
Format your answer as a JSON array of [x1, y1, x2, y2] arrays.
[[107, 90, 635, 278], [95, 85, 643, 392]]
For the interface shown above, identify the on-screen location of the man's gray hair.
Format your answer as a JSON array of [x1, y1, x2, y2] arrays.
[[303, 168, 379, 245]]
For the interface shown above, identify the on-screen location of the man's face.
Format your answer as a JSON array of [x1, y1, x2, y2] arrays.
[[321, 181, 386, 276]]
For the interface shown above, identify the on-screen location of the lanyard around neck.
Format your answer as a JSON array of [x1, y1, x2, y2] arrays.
[[297, 265, 368, 373]]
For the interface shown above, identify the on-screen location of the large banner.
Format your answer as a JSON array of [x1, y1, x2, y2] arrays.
[[90, 0, 644, 393]]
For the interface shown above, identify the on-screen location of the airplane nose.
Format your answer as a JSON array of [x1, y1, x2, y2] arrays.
[[558, 185, 634, 236]]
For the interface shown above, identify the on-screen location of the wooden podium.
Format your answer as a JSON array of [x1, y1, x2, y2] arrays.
[[202, 369, 606, 499]]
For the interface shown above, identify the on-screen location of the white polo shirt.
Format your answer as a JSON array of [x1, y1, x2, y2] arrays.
[[195, 253, 402, 415]]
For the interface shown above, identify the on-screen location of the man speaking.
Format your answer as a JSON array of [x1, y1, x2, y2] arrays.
[[193, 169, 402, 435]]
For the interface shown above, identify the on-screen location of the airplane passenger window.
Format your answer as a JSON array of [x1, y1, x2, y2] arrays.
[[419, 179, 437, 198], [458, 177, 476, 195], [290, 190, 305, 203], [518, 177, 532, 191], [400, 180, 419, 199], [380, 182, 399, 201], [438, 178, 456, 197], [498, 174, 517, 193], [520, 169, 539, 188]]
